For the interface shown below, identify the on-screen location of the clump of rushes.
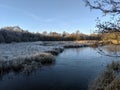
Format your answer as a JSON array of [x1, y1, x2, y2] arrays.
[[107, 61, 120, 71], [105, 76, 120, 90], [0, 53, 55, 74], [33, 53, 55, 65], [46, 47, 64, 55], [64, 45, 81, 48], [89, 43, 98, 48], [89, 61, 120, 90]]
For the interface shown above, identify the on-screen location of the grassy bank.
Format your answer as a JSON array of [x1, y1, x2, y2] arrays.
[[0, 41, 91, 74], [89, 61, 120, 90], [0, 53, 55, 73]]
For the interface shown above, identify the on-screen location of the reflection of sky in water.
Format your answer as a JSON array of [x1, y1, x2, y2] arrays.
[[98, 45, 120, 57], [0, 47, 120, 90]]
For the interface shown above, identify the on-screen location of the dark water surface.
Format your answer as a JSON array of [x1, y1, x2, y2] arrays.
[[0, 47, 118, 90]]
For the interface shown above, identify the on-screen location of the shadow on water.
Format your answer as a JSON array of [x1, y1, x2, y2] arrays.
[[0, 61, 56, 81], [0, 46, 120, 90]]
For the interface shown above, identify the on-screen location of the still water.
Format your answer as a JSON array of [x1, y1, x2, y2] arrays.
[[0, 47, 119, 90]]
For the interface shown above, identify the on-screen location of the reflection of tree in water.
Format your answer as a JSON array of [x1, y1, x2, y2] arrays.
[[0, 62, 55, 81], [74, 48, 84, 54], [97, 45, 120, 57]]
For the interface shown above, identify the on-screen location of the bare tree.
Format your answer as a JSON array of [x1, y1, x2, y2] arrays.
[[96, 17, 120, 44], [84, 0, 120, 43], [83, 0, 120, 57], [84, 0, 120, 15]]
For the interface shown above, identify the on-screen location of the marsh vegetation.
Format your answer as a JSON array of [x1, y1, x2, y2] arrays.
[[1, 0, 120, 90], [0, 42, 119, 90]]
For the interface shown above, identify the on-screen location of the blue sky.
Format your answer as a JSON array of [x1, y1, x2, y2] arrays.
[[0, 0, 110, 34]]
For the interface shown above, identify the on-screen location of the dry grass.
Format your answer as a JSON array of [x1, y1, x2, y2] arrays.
[[75, 40, 98, 44], [46, 47, 64, 55], [105, 77, 120, 90], [111, 40, 120, 45], [0, 53, 55, 73], [89, 61, 120, 90], [0, 41, 90, 75]]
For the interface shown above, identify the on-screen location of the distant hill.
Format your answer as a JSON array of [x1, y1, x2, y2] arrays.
[[0, 26, 44, 43], [1, 26, 24, 32]]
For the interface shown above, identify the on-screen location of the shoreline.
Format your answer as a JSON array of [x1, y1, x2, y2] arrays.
[[0, 41, 91, 73]]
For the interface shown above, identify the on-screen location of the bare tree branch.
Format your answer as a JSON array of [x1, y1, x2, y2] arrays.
[[84, 0, 120, 14]]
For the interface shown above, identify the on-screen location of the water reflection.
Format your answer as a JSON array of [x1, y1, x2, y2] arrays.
[[98, 45, 120, 57], [0, 47, 118, 90], [0, 61, 55, 81]]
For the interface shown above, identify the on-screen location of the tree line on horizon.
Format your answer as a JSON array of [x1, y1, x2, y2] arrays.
[[0, 26, 101, 43]]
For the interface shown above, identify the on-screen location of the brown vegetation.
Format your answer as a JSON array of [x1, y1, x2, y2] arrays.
[[89, 61, 120, 90], [0, 53, 55, 74]]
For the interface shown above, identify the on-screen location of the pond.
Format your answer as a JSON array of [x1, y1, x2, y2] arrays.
[[0, 47, 119, 90]]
